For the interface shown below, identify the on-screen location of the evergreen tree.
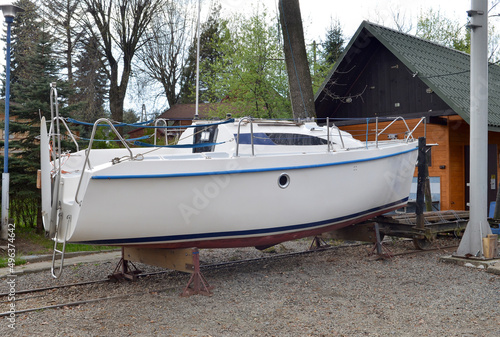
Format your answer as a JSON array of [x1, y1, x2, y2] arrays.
[[6, 0, 41, 99], [178, 2, 227, 104], [308, 19, 345, 94], [0, 0, 71, 230], [322, 19, 345, 66], [73, 35, 108, 124]]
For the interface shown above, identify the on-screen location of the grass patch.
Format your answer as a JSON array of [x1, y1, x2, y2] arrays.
[[64, 243, 117, 253], [0, 256, 27, 268], [5, 227, 117, 256]]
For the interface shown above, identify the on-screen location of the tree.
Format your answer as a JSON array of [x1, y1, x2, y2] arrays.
[[178, 2, 226, 104], [205, 6, 291, 119], [82, 0, 164, 125], [415, 9, 470, 54], [279, 0, 315, 119], [73, 35, 108, 124], [7, 0, 42, 97], [414, 8, 500, 62], [42, 0, 86, 88], [138, 0, 195, 107], [322, 19, 345, 66], [1, 0, 71, 231], [309, 18, 346, 94]]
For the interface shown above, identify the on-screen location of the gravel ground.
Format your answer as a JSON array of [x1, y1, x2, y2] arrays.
[[1, 238, 499, 337]]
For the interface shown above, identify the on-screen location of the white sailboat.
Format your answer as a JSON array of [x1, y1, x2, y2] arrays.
[[39, 0, 421, 280], [40, 100, 421, 250]]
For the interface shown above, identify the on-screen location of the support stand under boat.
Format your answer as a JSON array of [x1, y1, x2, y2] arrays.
[[414, 137, 435, 250], [109, 248, 143, 282], [180, 250, 213, 297], [109, 247, 213, 297], [370, 222, 393, 259], [309, 236, 330, 250]]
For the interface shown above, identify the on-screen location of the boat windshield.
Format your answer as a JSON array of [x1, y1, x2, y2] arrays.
[[193, 124, 219, 153]]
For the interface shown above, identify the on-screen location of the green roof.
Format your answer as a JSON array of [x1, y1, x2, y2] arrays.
[[316, 21, 500, 131]]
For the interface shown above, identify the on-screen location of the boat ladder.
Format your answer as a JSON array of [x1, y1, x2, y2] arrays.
[[51, 214, 70, 278]]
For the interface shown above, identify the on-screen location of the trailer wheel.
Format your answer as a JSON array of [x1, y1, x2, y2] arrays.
[[412, 235, 435, 250]]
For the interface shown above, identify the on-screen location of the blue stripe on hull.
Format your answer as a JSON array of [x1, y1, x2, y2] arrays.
[[72, 198, 408, 246], [91, 147, 417, 180]]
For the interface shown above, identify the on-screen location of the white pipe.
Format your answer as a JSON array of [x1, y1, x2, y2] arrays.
[[457, 0, 492, 257]]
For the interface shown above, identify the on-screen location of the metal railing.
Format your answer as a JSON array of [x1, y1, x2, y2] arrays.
[[48, 83, 61, 239], [326, 117, 345, 151], [75, 118, 136, 205], [48, 117, 80, 152], [235, 117, 254, 157], [325, 116, 426, 151], [374, 116, 426, 147], [154, 118, 168, 145]]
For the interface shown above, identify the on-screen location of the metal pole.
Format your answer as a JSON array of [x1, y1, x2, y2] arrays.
[[1, 16, 13, 240], [457, 0, 492, 257], [326, 117, 330, 152], [416, 137, 427, 230], [194, 0, 201, 119]]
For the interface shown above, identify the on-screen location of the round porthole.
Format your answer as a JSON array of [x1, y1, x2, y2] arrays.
[[278, 173, 290, 189]]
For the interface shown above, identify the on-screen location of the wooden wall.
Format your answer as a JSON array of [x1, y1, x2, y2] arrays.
[[447, 116, 469, 210], [315, 36, 451, 120]]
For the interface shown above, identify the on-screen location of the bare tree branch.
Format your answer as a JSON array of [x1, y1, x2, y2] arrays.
[[82, 0, 164, 122]]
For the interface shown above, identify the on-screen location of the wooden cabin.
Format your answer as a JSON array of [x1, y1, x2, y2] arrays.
[[315, 21, 500, 212]]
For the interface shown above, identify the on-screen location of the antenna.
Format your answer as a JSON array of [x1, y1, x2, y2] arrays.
[[195, 0, 201, 119]]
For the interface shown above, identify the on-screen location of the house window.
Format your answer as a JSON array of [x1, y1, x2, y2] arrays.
[[408, 176, 441, 211]]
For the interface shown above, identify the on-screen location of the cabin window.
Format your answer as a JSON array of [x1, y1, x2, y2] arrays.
[[200, 131, 211, 142], [278, 173, 290, 188], [193, 125, 218, 153], [235, 133, 331, 146], [265, 133, 329, 146]]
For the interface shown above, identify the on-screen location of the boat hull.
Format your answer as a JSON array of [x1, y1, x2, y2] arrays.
[[63, 143, 418, 248]]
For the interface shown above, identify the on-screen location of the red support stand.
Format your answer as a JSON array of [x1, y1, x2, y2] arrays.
[[181, 250, 213, 297]]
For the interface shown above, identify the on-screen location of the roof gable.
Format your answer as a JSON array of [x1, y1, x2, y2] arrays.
[[315, 21, 500, 131], [158, 103, 214, 120]]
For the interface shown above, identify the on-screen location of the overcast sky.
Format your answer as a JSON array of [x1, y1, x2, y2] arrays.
[[0, 0, 485, 114], [220, 0, 474, 42]]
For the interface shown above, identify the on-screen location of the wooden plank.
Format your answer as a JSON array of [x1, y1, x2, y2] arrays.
[[322, 222, 378, 243], [378, 211, 469, 225], [123, 247, 196, 273]]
